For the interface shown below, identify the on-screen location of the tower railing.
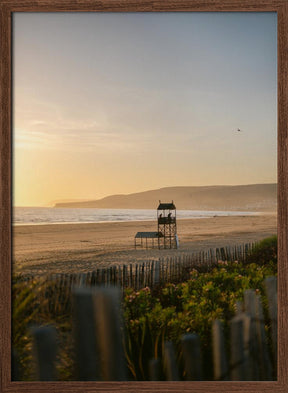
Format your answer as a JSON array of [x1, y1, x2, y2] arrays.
[[158, 217, 176, 225]]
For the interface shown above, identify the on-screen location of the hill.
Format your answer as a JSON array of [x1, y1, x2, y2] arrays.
[[54, 184, 277, 211]]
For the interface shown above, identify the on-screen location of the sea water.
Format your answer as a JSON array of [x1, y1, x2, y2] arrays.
[[13, 207, 259, 226]]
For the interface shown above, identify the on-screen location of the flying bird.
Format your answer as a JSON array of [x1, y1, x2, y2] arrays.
[[236, 128, 243, 132]]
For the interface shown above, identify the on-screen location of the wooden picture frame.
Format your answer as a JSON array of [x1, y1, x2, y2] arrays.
[[1, 1, 287, 392]]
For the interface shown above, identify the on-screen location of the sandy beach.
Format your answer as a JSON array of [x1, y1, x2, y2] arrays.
[[12, 213, 277, 276]]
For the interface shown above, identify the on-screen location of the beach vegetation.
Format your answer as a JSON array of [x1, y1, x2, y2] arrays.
[[12, 237, 277, 381], [245, 235, 277, 267], [123, 259, 276, 380]]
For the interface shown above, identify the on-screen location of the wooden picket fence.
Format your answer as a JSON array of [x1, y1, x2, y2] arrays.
[[16, 242, 255, 291], [13, 243, 256, 317], [27, 276, 277, 381]]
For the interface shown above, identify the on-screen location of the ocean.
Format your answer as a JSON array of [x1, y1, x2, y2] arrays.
[[13, 207, 259, 226]]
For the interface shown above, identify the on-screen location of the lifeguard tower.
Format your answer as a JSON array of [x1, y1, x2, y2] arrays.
[[157, 201, 178, 249]]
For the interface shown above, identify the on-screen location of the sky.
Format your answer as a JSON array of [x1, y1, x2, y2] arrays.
[[13, 12, 277, 207]]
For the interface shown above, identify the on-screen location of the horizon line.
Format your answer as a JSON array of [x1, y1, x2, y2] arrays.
[[14, 181, 277, 208]]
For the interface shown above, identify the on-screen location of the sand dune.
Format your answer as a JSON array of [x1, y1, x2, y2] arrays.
[[54, 184, 277, 211]]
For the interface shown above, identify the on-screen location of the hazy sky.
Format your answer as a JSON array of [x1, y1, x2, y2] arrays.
[[13, 12, 277, 207]]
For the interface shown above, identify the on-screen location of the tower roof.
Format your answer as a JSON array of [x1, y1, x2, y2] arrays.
[[157, 202, 176, 210], [135, 231, 163, 238]]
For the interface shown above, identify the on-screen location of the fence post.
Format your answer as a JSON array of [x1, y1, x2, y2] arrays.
[[153, 260, 160, 286], [255, 294, 273, 380], [244, 289, 273, 380], [92, 287, 126, 381], [212, 320, 228, 381], [90, 270, 96, 286], [163, 341, 179, 381], [123, 265, 127, 288], [72, 287, 101, 380], [129, 264, 133, 287], [135, 264, 138, 289], [78, 273, 87, 287], [264, 276, 277, 363], [243, 289, 260, 379], [150, 261, 154, 287], [141, 263, 145, 288], [31, 325, 57, 381], [95, 269, 100, 284], [113, 266, 117, 285], [118, 265, 122, 287], [235, 312, 256, 380], [101, 269, 106, 286], [181, 333, 202, 380], [230, 315, 247, 380]]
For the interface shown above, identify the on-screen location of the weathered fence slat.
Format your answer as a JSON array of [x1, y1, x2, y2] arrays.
[[31, 325, 57, 381], [181, 334, 202, 381], [212, 320, 228, 381], [72, 288, 101, 380], [264, 276, 277, 362], [255, 295, 273, 380], [230, 316, 246, 380], [163, 341, 179, 381], [92, 287, 126, 381], [243, 289, 260, 380], [236, 312, 256, 380], [154, 260, 160, 285], [244, 289, 273, 380]]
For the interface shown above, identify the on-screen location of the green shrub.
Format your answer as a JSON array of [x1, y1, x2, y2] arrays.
[[245, 235, 277, 267], [123, 260, 276, 380]]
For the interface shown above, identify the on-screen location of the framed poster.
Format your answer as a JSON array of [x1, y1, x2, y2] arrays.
[[1, 1, 288, 392]]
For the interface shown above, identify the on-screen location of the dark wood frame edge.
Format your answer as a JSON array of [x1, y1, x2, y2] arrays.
[[1, 1, 287, 392]]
